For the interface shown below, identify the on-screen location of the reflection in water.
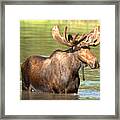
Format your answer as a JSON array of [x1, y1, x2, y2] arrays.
[[79, 89, 100, 100], [21, 81, 100, 100], [21, 91, 79, 100]]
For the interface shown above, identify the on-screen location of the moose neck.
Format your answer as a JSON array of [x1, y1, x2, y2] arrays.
[[64, 48, 83, 69], [64, 47, 83, 63], [50, 48, 82, 71]]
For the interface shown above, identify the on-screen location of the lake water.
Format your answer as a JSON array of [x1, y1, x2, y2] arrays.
[[21, 80, 100, 100]]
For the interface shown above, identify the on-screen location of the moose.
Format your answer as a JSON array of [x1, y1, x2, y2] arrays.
[[21, 25, 100, 94]]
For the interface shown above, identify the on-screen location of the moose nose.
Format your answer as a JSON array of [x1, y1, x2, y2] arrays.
[[89, 61, 100, 69]]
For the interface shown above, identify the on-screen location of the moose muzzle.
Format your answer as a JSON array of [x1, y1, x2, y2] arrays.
[[89, 60, 100, 69]]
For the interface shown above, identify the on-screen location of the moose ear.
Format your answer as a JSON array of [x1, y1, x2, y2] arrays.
[[68, 34, 73, 41]]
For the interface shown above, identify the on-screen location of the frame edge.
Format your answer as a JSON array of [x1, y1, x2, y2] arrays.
[[1, 0, 119, 119]]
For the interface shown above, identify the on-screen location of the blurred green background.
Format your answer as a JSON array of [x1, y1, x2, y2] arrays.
[[20, 20, 100, 81]]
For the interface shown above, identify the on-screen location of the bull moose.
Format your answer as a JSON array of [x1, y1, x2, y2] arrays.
[[21, 25, 100, 94]]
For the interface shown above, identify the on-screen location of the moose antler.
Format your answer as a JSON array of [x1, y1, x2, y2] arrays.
[[82, 26, 100, 46], [52, 25, 100, 47], [52, 25, 73, 47], [52, 25, 88, 47]]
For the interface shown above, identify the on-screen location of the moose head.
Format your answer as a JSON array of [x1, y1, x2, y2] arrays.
[[52, 25, 100, 69]]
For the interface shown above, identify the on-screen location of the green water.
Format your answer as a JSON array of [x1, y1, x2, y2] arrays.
[[20, 20, 100, 100]]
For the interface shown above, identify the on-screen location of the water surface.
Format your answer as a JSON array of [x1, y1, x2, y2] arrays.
[[21, 80, 100, 100]]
